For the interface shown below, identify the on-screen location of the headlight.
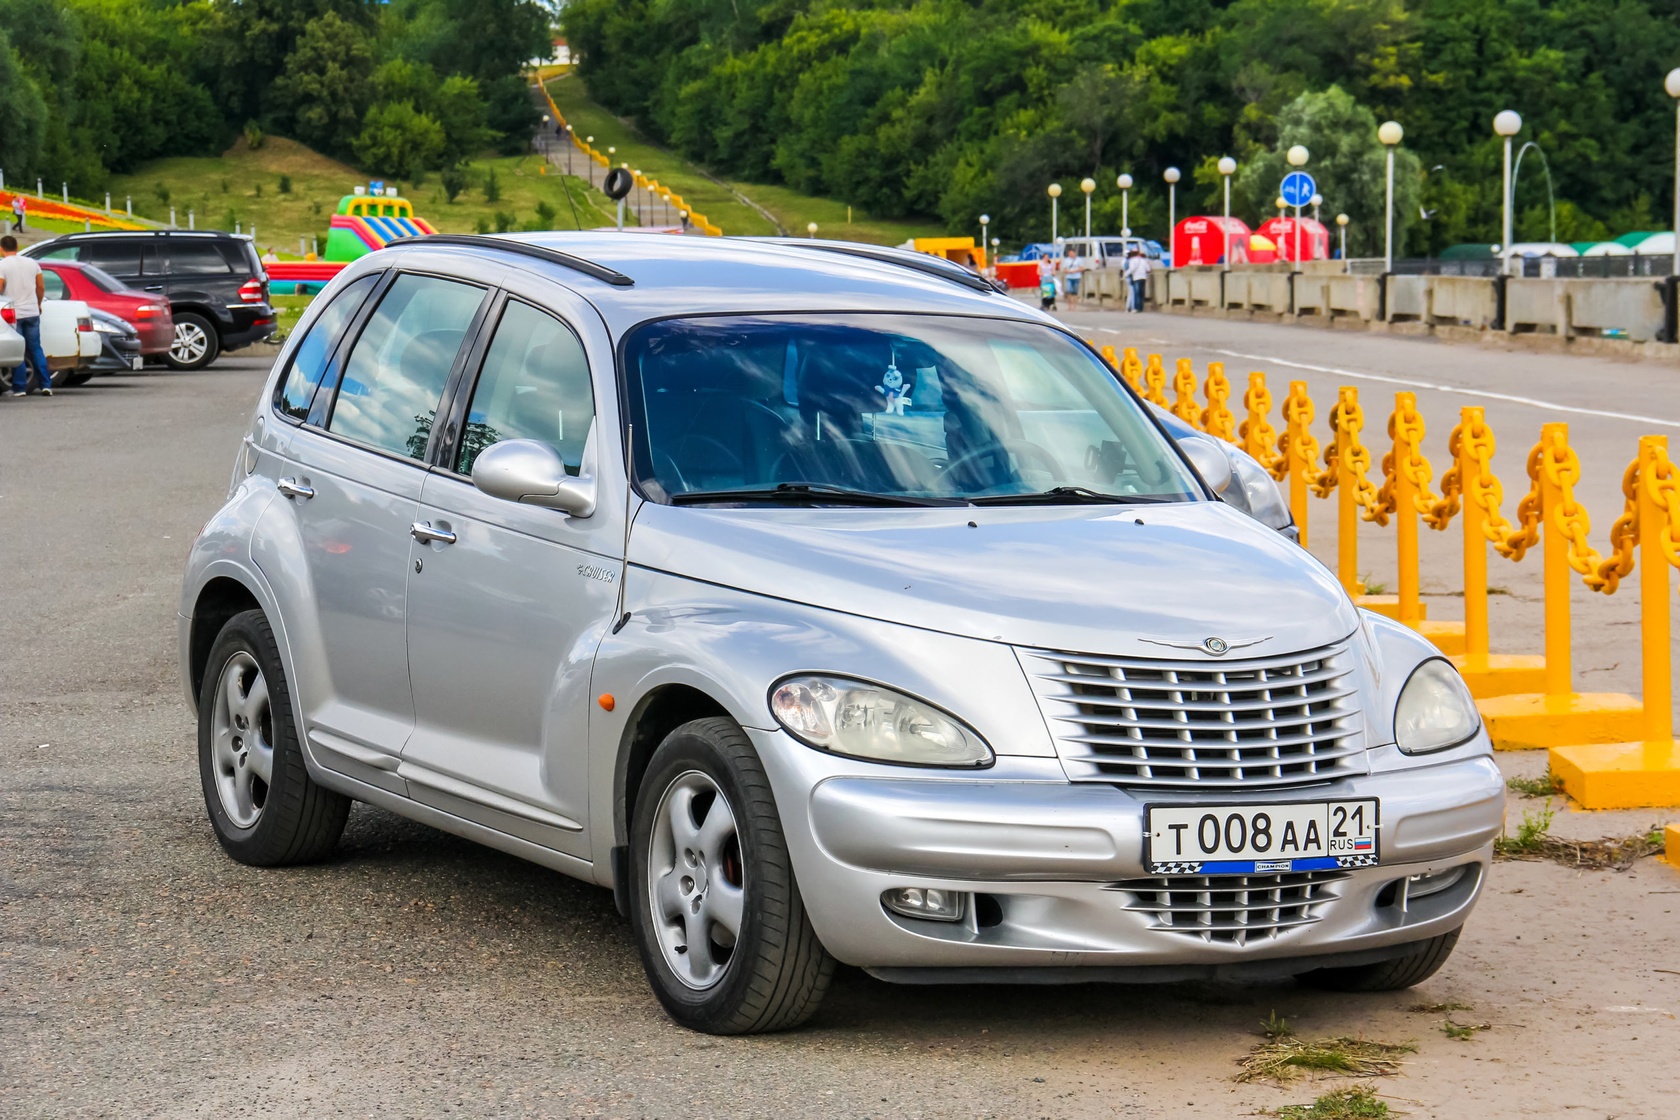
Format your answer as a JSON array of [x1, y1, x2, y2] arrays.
[[1394, 659, 1480, 754], [769, 675, 993, 768], [1223, 445, 1294, 532], [94, 320, 124, 335]]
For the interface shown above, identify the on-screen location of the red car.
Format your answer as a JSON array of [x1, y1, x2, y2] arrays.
[[39, 260, 174, 356]]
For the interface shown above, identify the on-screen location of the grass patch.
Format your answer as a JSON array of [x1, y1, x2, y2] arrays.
[[1493, 803, 1554, 857], [723, 178, 931, 246], [270, 293, 313, 343], [1358, 573, 1388, 596], [1261, 1009, 1293, 1040], [1277, 1085, 1390, 1119], [105, 135, 614, 257], [1506, 771, 1563, 799], [1408, 1000, 1472, 1014], [1440, 1019, 1491, 1041], [1495, 805, 1666, 870], [1238, 1037, 1415, 1084]]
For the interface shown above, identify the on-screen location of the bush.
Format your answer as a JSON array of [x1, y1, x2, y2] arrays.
[[153, 182, 170, 206], [253, 182, 263, 197], [493, 210, 515, 233], [482, 166, 500, 203], [353, 101, 446, 181], [243, 121, 265, 150], [278, 174, 292, 194], [533, 200, 558, 229], [440, 166, 468, 203], [474, 216, 491, 234]]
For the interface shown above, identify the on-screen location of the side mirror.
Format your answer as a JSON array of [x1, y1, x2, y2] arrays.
[[471, 430, 597, 518], [1178, 432, 1234, 495]]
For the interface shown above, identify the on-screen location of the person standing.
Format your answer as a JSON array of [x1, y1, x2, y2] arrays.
[[1037, 252, 1057, 311], [10, 195, 25, 231], [1125, 248, 1151, 313], [0, 235, 52, 396]]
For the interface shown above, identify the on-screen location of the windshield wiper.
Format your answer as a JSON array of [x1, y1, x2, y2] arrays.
[[669, 483, 964, 507], [967, 486, 1182, 506]]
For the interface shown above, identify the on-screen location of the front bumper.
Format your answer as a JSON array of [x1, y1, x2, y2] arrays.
[[751, 727, 1503, 973]]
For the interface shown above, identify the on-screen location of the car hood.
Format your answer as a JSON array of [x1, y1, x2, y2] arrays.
[[629, 500, 1357, 656]]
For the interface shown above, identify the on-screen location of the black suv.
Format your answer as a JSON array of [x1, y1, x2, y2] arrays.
[[26, 231, 275, 370]]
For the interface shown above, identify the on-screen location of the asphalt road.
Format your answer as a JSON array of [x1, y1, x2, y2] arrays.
[[2, 352, 1678, 1119]]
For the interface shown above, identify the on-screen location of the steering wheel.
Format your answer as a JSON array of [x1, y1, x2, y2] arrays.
[[942, 439, 1061, 490], [670, 434, 745, 487]]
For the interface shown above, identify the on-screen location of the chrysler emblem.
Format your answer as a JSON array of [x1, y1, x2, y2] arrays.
[[1203, 637, 1229, 655], [1140, 635, 1272, 656]]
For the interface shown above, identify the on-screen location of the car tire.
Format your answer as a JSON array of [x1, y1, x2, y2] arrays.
[[1297, 928, 1461, 992], [166, 312, 220, 371], [197, 609, 350, 866], [58, 371, 95, 387], [629, 716, 835, 1034]]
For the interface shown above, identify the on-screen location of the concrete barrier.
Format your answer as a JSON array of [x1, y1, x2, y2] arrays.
[[1326, 275, 1381, 322], [1507, 277, 1668, 342], [1428, 276, 1499, 328]]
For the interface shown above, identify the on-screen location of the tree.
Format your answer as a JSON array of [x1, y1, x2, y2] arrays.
[[274, 11, 375, 157], [1234, 86, 1419, 257], [354, 101, 445, 180], [433, 75, 493, 164], [0, 30, 48, 178]]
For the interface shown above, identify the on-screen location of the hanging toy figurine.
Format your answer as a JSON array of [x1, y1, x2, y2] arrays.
[[877, 356, 909, 416]]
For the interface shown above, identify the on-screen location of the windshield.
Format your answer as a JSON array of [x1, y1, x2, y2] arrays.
[[623, 314, 1201, 505]]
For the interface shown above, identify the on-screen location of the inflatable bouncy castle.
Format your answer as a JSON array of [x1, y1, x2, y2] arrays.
[[267, 185, 437, 292]]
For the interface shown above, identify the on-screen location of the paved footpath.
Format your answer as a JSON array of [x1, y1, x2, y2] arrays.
[[2, 355, 1678, 1118]]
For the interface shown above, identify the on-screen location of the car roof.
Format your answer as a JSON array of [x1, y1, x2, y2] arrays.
[[374, 232, 1053, 338]]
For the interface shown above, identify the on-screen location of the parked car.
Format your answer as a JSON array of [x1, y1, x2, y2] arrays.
[[1, 294, 99, 386], [78, 307, 145, 382], [1058, 236, 1168, 275], [0, 313, 22, 372], [26, 230, 275, 370], [180, 233, 1501, 1036], [38, 258, 174, 357]]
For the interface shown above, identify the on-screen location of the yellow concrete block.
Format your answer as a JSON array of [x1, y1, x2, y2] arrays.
[[1477, 691, 1646, 751], [1355, 594, 1426, 621], [1666, 823, 1680, 870], [1449, 653, 1549, 699], [1549, 740, 1680, 810], [1416, 619, 1466, 656]]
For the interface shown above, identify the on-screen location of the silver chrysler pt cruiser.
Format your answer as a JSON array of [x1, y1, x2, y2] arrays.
[[179, 233, 1503, 1034]]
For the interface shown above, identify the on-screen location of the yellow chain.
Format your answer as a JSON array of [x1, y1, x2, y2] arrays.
[[1100, 343, 1118, 370], [1200, 362, 1236, 441], [1537, 429, 1611, 590], [1592, 455, 1641, 594], [1120, 347, 1143, 391], [1311, 387, 1378, 507], [1240, 372, 1279, 468], [1387, 393, 1444, 526], [1143, 353, 1168, 407], [1648, 445, 1680, 572], [1272, 381, 1320, 483], [1429, 415, 1465, 527], [1172, 358, 1201, 425], [1500, 440, 1544, 561], [1457, 408, 1518, 551]]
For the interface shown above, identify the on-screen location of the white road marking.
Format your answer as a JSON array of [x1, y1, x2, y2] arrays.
[[1088, 327, 1680, 429]]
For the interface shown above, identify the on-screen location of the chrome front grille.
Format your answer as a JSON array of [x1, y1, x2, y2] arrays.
[[1023, 643, 1364, 789], [1110, 870, 1348, 945]]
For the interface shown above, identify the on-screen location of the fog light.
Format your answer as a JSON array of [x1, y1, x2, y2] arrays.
[[882, 886, 965, 922], [1407, 865, 1468, 900]]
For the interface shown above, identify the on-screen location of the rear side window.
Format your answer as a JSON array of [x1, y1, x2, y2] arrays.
[[41, 270, 68, 300], [275, 274, 378, 422], [79, 265, 124, 293], [326, 273, 484, 459], [167, 243, 233, 275], [456, 301, 594, 475]]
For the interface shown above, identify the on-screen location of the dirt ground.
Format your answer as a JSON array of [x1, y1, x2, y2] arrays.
[[2, 342, 1677, 1119]]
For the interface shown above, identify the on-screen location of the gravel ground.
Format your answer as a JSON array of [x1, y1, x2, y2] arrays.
[[2, 349, 1677, 1119]]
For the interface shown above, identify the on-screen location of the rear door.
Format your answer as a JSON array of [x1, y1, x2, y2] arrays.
[[400, 282, 619, 858], [74, 238, 152, 292], [160, 239, 238, 307], [252, 268, 492, 791]]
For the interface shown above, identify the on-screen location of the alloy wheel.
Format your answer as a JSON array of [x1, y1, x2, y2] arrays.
[[170, 321, 209, 366], [647, 770, 745, 990], [210, 650, 274, 829]]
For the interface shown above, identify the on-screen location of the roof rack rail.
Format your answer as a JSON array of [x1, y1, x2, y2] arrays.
[[753, 237, 1006, 295], [384, 233, 635, 287]]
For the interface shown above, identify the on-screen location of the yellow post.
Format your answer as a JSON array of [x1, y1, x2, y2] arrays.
[[1278, 381, 1318, 547], [1334, 388, 1362, 597], [1459, 410, 1490, 658], [1637, 435, 1673, 742], [1538, 423, 1573, 697]]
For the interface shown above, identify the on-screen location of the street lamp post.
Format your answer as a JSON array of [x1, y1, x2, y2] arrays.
[[979, 213, 990, 266], [991, 237, 1000, 276], [1080, 178, 1095, 239], [1310, 192, 1323, 225], [541, 114, 550, 157], [1667, 70, 1680, 277], [1378, 120, 1404, 272], [586, 136, 595, 187], [1336, 213, 1349, 270], [1494, 110, 1523, 273], [807, 221, 818, 238], [1218, 157, 1236, 271], [1286, 145, 1309, 268], [1163, 167, 1180, 265], [1047, 183, 1062, 242], [1116, 174, 1133, 237]]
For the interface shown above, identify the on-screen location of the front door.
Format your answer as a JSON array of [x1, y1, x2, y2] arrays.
[[402, 294, 617, 859]]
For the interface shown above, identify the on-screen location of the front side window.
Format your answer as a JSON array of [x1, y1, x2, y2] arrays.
[[325, 273, 483, 459], [79, 240, 145, 276], [275, 274, 378, 422], [456, 301, 594, 475], [624, 314, 1200, 505]]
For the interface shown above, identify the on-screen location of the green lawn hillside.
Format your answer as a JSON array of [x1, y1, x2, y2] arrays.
[[545, 75, 927, 246], [104, 135, 615, 258]]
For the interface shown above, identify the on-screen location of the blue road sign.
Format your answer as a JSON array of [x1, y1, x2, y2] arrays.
[[1280, 171, 1316, 208]]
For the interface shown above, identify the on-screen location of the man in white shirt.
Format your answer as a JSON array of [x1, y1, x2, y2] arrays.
[[0, 235, 52, 395], [1124, 249, 1151, 313]]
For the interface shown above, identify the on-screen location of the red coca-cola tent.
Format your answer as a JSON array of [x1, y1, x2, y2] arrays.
[[1256, 216, 1330, 262], [1172, 216, 1251, 266]]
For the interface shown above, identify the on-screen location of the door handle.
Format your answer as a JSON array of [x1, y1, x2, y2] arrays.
[[276, 477, 314, 500], [144, 285, 164, 292], [410, 521, 457, 546]]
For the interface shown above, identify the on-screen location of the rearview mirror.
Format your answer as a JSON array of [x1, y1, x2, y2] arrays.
[[1178, 433, 1234, 496], [471, 430, 597, 518]]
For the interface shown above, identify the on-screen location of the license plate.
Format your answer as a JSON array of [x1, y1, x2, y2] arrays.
[[1145, 800, 1379, 875], [131, 356, 143, 370]]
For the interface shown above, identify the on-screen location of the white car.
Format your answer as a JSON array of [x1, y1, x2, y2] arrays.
[[0, 296, 99, 385]]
